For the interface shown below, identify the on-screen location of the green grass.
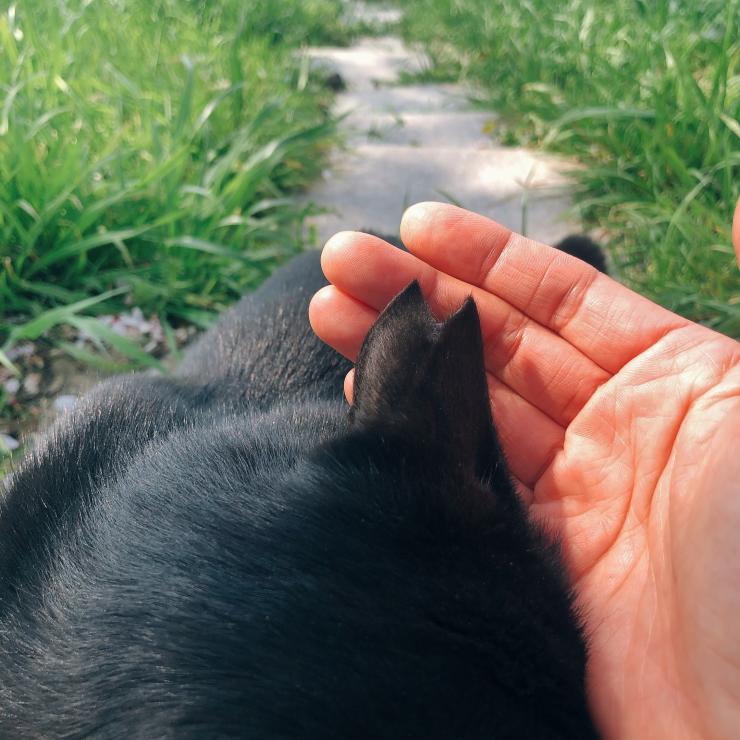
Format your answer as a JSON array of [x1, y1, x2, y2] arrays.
[[401, 0, 740, 336], [0, 0, 352, 377]]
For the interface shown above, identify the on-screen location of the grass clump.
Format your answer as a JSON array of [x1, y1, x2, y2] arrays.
[[0, 0, 348, 374], [402, 0, 739, 336]]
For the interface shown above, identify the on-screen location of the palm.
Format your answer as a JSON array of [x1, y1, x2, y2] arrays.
[[536, 325, 740, 738], [310, 203, 740, 738]]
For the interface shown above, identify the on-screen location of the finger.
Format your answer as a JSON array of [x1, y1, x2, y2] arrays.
[[309, 285, 377, 362], [733, 196, 740, 268], [343, 369, 354, 404], [486, 374, 565, 489], [400, 202, 690, 374], [321, 231, 609, 426]]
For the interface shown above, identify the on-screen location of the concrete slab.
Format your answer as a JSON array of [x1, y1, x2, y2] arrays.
[[343, 111, 496, 148], [306, 37, 427, 90], [344, 3, 403, 26], [308, 144, 575, 245], [303, 23, 578, 247], [335, 84, 472, 115]]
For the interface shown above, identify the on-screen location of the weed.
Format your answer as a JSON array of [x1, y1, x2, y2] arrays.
[[0, 0, 348, 369], [402, 0, 740, 335]]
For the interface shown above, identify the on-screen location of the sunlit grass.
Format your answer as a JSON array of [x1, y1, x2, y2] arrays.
[[402, 0, 739, 336], [0, 0, 349, 374]]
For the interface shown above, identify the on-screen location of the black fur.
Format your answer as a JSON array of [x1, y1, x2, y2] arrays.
[[554, 235, 608, 274], [0, 246, 598, 737]]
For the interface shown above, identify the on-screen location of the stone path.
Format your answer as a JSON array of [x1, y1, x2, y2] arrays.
[[305, 28, 577, 245]]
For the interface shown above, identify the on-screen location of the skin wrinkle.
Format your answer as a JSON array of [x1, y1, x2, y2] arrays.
[[645, 564, 685, 733], [582, 545, 645, 641], [474, 227, 513, 288], [633, 405, 686, 527], [573, 366, 698, 592], [476, 293, 609, 426], [418, 267, 445, 322], [576, 329, 721, 550], [672, 402, 740, 739], [539, 429, 633, 582], [480, 232, 605, 348], [696, 339, 740, 388], [485, 371, 564, 488], [525, 435, 564, 491], [572, 512, 636, 604], [588, 552, 651, 706], [634, 563, 658, 726], [642, 326, 705, 373], [615, 314, 689, 375], [498, 237, 563, 320], [548, 265, 601, 341], [630, 342, 736, 532], [402, 207, 510, 285], [539, 347, 604, 426], [660, 460, 688, 727], [488, 310, 529, 384], [481, 235, 545, 307]]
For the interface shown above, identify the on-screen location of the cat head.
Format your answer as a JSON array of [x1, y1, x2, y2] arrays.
[[3, 283, 590, 738]]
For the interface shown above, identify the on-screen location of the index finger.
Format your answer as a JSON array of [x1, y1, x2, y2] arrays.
[[400, 203, 690, 374]]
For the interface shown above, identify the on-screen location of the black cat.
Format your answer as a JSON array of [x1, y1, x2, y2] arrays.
[[554, 235, 608, 274], [0, 242, 600, 738]]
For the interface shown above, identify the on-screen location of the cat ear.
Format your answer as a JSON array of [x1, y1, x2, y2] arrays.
[[349, 281, 436, 424], [350, 282, 499, 481]]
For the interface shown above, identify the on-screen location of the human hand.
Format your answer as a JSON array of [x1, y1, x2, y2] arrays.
[[309, 203, 740, 739], [733, 196, 740, 267]]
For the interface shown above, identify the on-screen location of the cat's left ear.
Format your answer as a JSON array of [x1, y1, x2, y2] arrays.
[[349, 282, 501, 482]]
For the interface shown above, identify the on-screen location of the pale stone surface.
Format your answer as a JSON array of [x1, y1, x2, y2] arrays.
[[343, 2, 403, 26], [306, 37, 426, 90], [304, 31, 577, 246], [1, 434, 19, 452]]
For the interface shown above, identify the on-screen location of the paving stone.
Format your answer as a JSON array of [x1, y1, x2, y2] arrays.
[[305, 24, 578, 246]]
